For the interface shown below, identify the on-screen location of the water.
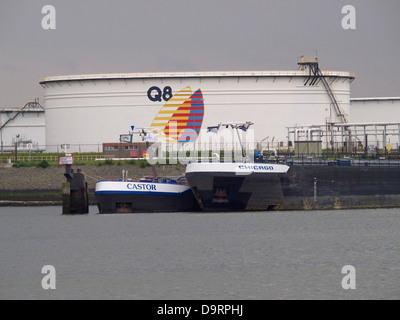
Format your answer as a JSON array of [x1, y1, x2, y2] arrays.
[[1, 206, 399, 300]]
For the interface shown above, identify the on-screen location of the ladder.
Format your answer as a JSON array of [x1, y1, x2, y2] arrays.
[[298, 57, 347, 123]]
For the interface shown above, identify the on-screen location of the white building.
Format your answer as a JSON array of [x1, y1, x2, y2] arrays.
[[39, 69, 354, 152]]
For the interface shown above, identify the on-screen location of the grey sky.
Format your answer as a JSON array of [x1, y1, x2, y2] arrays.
[[1, 0, 399, 108]]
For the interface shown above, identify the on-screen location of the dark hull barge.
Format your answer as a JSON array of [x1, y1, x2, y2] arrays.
[[185, 160, 400, 211]]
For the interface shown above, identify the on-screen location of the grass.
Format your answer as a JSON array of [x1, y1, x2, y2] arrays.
[[12, 160, 50, 168], [8, 158, 157, 168]]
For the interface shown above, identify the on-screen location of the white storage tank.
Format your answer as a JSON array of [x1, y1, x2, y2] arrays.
[[350, 97, 400, 123], [39, 69, 354, 152]]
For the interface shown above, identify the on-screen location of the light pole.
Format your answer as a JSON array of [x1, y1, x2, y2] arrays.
[[14, 134, 20, 163], [0, 128, 3, 154]]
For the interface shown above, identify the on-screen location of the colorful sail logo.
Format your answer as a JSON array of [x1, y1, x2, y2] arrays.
[[150, 86, 204, 142]]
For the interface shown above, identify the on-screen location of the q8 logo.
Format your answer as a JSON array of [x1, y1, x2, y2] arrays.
[[147, 86, 173, 102]]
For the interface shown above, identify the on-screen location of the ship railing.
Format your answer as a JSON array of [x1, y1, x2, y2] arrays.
[[269, 157, 400, 167]]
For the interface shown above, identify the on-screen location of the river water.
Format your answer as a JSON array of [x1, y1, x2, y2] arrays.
[[0, 206, 399, 300]]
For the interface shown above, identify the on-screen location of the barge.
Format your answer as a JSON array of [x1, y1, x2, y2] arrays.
[[95, 176, 199, 213], [185, 162, 290, 211]]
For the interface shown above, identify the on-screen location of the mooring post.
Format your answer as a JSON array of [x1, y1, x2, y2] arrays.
[[62, 165, 89, 214], [62, 182, 71, 213]]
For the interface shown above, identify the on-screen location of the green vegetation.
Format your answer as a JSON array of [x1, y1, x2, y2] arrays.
[[11, 160, 50, 168], [37, 160, 50, 168], [0, 152, 163, 168], [11, 161, 32, 168]]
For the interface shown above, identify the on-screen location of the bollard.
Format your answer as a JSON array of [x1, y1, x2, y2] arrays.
[[62, 166, 89, 214]]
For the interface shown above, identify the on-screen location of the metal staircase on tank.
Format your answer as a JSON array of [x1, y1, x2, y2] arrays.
[[297, 56, 348, 123]]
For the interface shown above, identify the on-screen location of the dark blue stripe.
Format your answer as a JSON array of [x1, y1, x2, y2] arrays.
[[188, 116, 203, 120]]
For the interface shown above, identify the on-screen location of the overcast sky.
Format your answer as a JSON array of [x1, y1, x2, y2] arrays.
[[0, 0, 399, 108]]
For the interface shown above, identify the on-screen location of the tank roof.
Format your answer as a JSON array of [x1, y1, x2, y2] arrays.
[[39, 70, 355, 84], [351, 97, 400, 101]]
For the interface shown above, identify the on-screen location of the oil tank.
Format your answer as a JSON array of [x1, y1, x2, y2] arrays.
[[39, 70, 354, 152]]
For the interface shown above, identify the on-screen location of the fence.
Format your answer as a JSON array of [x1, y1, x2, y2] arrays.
[[0, 154, 102, 164], [2, 140, 400, 164]]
